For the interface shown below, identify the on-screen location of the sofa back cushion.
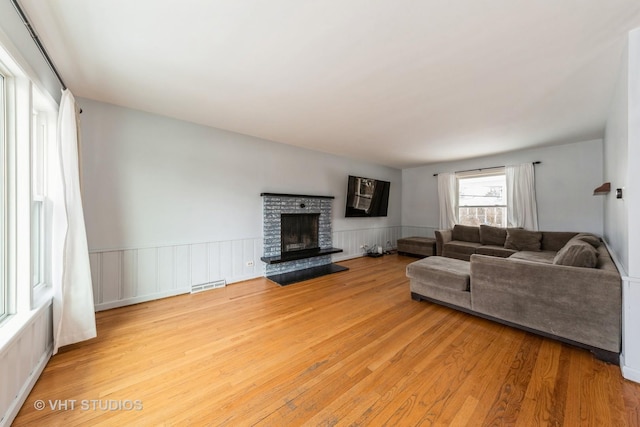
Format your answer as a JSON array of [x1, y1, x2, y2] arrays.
[[479, 225, 507, 246], [452, 224, 481, 243], [573, 233, 602, 248], [553, 239, 598, 268], [504, 228, 542, 251], [540, 232, 578, 251]]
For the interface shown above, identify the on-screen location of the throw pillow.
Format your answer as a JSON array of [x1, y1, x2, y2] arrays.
[[479, 224, 507, 246], [572, 233, 602, 248], [452, 224, 481, 243], [504, 228, 542, 251], [553, 239, 598, 268]]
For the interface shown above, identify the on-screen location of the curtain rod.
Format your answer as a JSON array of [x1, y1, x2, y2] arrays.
[[433, 161, 541, 177], [11, 0, 67, 90]]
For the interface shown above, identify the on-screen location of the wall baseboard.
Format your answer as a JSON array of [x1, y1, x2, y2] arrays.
[[94, 288, 191, 312], [621, 355, 640, 383]]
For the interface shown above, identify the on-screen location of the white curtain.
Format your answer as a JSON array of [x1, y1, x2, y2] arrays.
[[51, 90, 96, 355], [437, 172, 457, 229], [506, 163, 539, 230]]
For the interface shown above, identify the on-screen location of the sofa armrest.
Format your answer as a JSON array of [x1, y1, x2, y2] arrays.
[[469, 254, 621, 352], [434, 229, 452, 256]]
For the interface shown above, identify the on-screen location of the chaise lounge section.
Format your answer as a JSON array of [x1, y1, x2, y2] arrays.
[[408, 225, 622, 363]]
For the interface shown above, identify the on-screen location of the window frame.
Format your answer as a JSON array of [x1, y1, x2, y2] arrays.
[[456, 167, 507, 228], [0, 70, 6, 321], [0, 41, 57, 327]]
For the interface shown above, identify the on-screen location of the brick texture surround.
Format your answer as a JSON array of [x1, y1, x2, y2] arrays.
[[262, 194, 334, 275]]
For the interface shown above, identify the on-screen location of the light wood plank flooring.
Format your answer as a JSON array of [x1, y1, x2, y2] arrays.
[[13, 254, 640, 426]]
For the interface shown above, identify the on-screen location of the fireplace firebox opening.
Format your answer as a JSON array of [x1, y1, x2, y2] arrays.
[[281, 213, 320, 254]]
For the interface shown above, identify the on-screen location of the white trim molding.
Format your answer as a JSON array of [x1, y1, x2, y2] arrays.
[[604, 241, 639, 384], [621, 274, 640, 383]]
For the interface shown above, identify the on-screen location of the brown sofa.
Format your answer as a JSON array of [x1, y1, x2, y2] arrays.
[[408, 225, 622, 362], [434, 224, 579, 261]]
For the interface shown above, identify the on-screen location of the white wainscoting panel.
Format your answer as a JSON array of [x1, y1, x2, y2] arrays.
[[91, 228, 414, 311], [191, 244, 209, 288], [0, 301, 53, 427], [603, 241, 639, 384], [138, 248, 159, 297], [332, 226, 403, 261], [90, 238, 264, 311], [124, 250, 138, 300], [331, 225, 439, 261], [158, 247, 176, 293]]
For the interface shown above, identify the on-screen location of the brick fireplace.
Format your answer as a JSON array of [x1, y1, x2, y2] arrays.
[[260, 193, 347, 285]]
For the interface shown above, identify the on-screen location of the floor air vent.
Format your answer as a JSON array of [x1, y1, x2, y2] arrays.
[[191, 279, 226, 294]]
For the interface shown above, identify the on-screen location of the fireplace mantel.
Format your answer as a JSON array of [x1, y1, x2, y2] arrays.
[[261, 193, 334, 199], [261, 247, 343, 265]]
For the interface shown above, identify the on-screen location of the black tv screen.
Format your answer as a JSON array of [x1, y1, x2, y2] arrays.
[[345, 175, 390, 217]]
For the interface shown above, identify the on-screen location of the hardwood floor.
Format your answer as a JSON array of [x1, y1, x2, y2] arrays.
[[13, 255, 640, 426]]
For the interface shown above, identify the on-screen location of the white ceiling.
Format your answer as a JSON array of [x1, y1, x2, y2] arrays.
[[20, 0, 640, 168]]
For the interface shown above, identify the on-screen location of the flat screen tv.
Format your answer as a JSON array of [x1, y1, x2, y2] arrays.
[[345, 175, 390, 217]]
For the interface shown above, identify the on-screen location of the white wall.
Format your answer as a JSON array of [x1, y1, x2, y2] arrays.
[[604, 28, 640, 384], [80, 98, 401, 250], [604, 38, 630, 271], [628, 30, 640, 280], [79, 98, 402, 308], [402, 139, 605, 235]]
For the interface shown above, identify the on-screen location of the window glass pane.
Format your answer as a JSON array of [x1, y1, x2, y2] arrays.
[[457, 172, 507, 227], [459, 206, 506, 227], [31, 112, 45, 288], [458, 175, 506, 206], [32, 200, 43, 287], [32, 114, 44, 196]]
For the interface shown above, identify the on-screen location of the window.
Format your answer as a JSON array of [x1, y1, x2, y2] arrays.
[[457, 169, 506, 227], [0, 42, 57, 326]]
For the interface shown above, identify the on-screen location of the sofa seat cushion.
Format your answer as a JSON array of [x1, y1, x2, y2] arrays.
[[406, 256, 471, 291], [397, 236, 436, 257], [476, 245, 517, 258], [442, 241, 482, 261], [509, 250, 556, 264]]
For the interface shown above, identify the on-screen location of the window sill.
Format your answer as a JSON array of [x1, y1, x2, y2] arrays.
[[0, 287, 53, 354]]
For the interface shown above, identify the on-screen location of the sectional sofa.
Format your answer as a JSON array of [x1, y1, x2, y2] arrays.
[[407, 225, 622, 362]]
